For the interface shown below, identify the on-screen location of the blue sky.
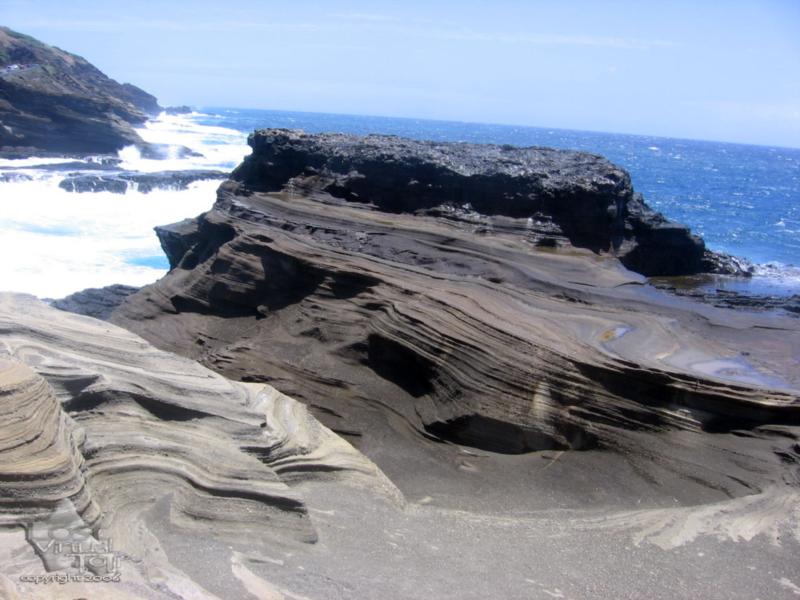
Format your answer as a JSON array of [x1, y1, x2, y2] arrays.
[[2, 0, 799, 147]]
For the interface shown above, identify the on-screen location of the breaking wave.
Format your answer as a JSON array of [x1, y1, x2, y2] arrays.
[[0, 112, 248, 298]]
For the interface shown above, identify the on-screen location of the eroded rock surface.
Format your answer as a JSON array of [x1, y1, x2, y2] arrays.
[[0, 359, 93, 525], [232, 129, 744, 276], [51, 284, 140, 320], [0, 293, 398, 599], [109, 130, 800, 510], [21, 130, 800, 598]]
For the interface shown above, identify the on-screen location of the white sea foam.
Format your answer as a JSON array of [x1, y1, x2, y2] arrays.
[[0, 112, 246, 298], [752, 261, 800, 283], [0, 178, 220, 298], [117, 112, 250, 172]]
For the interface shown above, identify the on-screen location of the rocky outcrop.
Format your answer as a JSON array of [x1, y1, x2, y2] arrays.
[[232, 129, 742, 277], [51, 284, 140, 320], [0, 27, 161, 156], [0, 358, 94, 526], [32, 130, 800, 598], [165, 105, 192, 115]]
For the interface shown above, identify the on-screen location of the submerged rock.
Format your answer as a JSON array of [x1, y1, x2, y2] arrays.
[[0, 171, 32, 182], [51, 284, 140, 320], [58, 169, 228, 194], [138, 142, 203, 159], [165, 105, 193, 115]]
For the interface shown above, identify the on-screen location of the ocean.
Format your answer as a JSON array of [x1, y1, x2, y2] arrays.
[[1, 107, 798, 298]]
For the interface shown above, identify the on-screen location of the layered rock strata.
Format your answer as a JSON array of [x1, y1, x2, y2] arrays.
[[51, 284, 139, 320], [232, 129, 744, 276], [109, 130, 800, 515], [0, 293, 397, 598], [0, 359, 93, 525], [12, 129, 800, 598]]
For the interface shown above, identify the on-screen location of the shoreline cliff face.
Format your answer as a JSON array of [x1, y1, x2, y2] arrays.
[[0, 27, 161, 156]]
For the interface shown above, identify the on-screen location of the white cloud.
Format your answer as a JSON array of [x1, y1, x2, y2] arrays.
[[17, 18, 322, 33]]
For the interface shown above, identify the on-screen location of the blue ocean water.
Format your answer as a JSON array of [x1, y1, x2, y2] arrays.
[[197, 107, 800, 276]]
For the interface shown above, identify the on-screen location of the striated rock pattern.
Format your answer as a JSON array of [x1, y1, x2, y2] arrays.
[[110, 130, 800, 518], [0, 293, 398, 597], [26, 130, 800, 598], [3, 288, 800, 599], [232, 128, 742, 276], [652, 280, 800, 317], [50, 284, 140, 320], [0, 27, 160, 156], [0, 359, 95, 525]]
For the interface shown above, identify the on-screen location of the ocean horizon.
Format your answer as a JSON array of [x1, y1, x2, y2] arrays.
[[203, 105, 800, 151]]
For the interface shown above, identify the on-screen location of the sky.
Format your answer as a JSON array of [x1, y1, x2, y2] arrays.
[[2, 0, 799, 147]]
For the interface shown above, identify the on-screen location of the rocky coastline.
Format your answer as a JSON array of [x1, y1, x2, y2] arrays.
[[3, 126, 800, 599], [110, 129, 800, 450], [233, 129, 746, 277], [58, 169, 228, 194]]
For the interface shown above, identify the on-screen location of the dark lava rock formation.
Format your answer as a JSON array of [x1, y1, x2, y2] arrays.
[[0, 27, 161, 156], [233, 129, 743, 277]]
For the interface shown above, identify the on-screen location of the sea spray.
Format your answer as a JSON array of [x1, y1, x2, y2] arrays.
[[0, 178, 221, 297], [0, 112, 246, 298]]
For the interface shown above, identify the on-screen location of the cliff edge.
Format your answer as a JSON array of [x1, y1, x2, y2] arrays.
[[232, 129, 745, 277]]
